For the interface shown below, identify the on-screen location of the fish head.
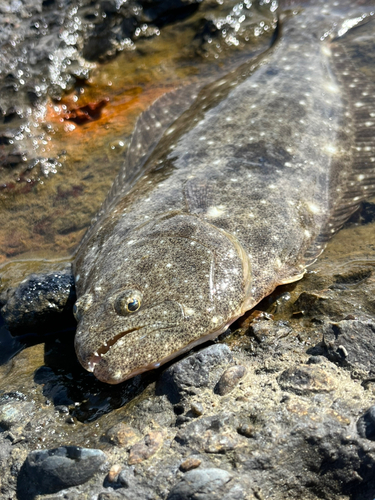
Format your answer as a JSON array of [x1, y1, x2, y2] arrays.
[[74, 215, 251, 383]]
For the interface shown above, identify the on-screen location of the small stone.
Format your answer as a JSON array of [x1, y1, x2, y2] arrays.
[[278, 365, 337, 395], [216, 365, 246, 395], [179, 457, 202, 472], [167, 468, 245, 500], [158, 344, 233, 401], [128, 430, 164, 465], [107, 463, 122, 482], [19, 446, 106, 496], [357, 406, 375, 440], [237, 424, 255, 438], [190, 402, 204, 416], [106, 423, 142, 448]]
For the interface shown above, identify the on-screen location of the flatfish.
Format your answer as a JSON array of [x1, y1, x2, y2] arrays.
[[73, 0, 375, 383]]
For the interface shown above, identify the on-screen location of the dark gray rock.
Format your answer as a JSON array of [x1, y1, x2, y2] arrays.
[[18, 446, 106, 498], [157, 344, 233, 402], [323, 318, 375, 375], [1, 269, 76, 333], [167, 468, 246, 500], [357, 406, 375, 440]]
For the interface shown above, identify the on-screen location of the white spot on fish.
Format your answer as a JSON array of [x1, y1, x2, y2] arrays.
[[324, 144, 338, 155], [207, 206, 226, 217], [308, 203, 320, 214]]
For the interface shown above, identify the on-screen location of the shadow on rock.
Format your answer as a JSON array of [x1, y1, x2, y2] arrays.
[[33, 330, 154, 423]]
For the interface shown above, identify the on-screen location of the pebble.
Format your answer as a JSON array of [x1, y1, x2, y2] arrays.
[[167, 468, 245, 500], [179, 457, 202, 472], [128, 430, 164, 465], [106, 423, 142, 448], [237, 423, 255, 438], [19, 446, 106, 496], [107, 463, 122, 482], [216, 365, 246, 395], [190, 402, 204, 416]]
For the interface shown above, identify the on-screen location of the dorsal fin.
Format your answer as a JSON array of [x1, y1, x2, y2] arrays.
[[79, 84, 199, 249], [304, 22, 375, 264]]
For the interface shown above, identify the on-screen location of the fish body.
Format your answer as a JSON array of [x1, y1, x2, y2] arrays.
[[73, 0, 375, 383]]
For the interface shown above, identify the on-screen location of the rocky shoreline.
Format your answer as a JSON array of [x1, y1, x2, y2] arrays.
[[1, 1, 375, 499], [1, 201, 375, 500]]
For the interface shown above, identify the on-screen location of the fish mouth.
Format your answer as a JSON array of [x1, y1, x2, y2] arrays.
[[85, 317, 241, 384], [86, 326, 142, 373]]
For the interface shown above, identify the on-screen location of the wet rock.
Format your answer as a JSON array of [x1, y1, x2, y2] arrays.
[[167, 468, 245, 500], [357, 406, 375, 440], [18, 446, 107, 497], [215, 365, 246, 396], [0, 400, 34, 431], [157, 344, 233, 402], [277, 364, 338, 395], [128, 430, 164, 465], [323, 318, 375, 375], [106, 423, 142, 448], [1, 269, 76, 333]]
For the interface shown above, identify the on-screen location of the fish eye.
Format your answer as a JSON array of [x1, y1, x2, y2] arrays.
[[115, 290, 142, 316]]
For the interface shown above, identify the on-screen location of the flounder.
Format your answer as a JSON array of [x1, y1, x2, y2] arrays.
[[73, 0, 375, 383]]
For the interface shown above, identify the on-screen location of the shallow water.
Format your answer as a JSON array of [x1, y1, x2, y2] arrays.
[[0, 1, 276, 269]]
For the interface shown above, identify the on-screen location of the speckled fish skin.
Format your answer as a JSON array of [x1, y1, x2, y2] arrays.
[[73, 0, 375, 384]]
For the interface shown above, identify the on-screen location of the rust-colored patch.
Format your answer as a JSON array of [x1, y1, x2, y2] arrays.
[[60, 98, 110, 124]]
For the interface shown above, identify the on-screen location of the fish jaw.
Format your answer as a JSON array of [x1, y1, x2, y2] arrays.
[[79, 319, 241, 384]]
